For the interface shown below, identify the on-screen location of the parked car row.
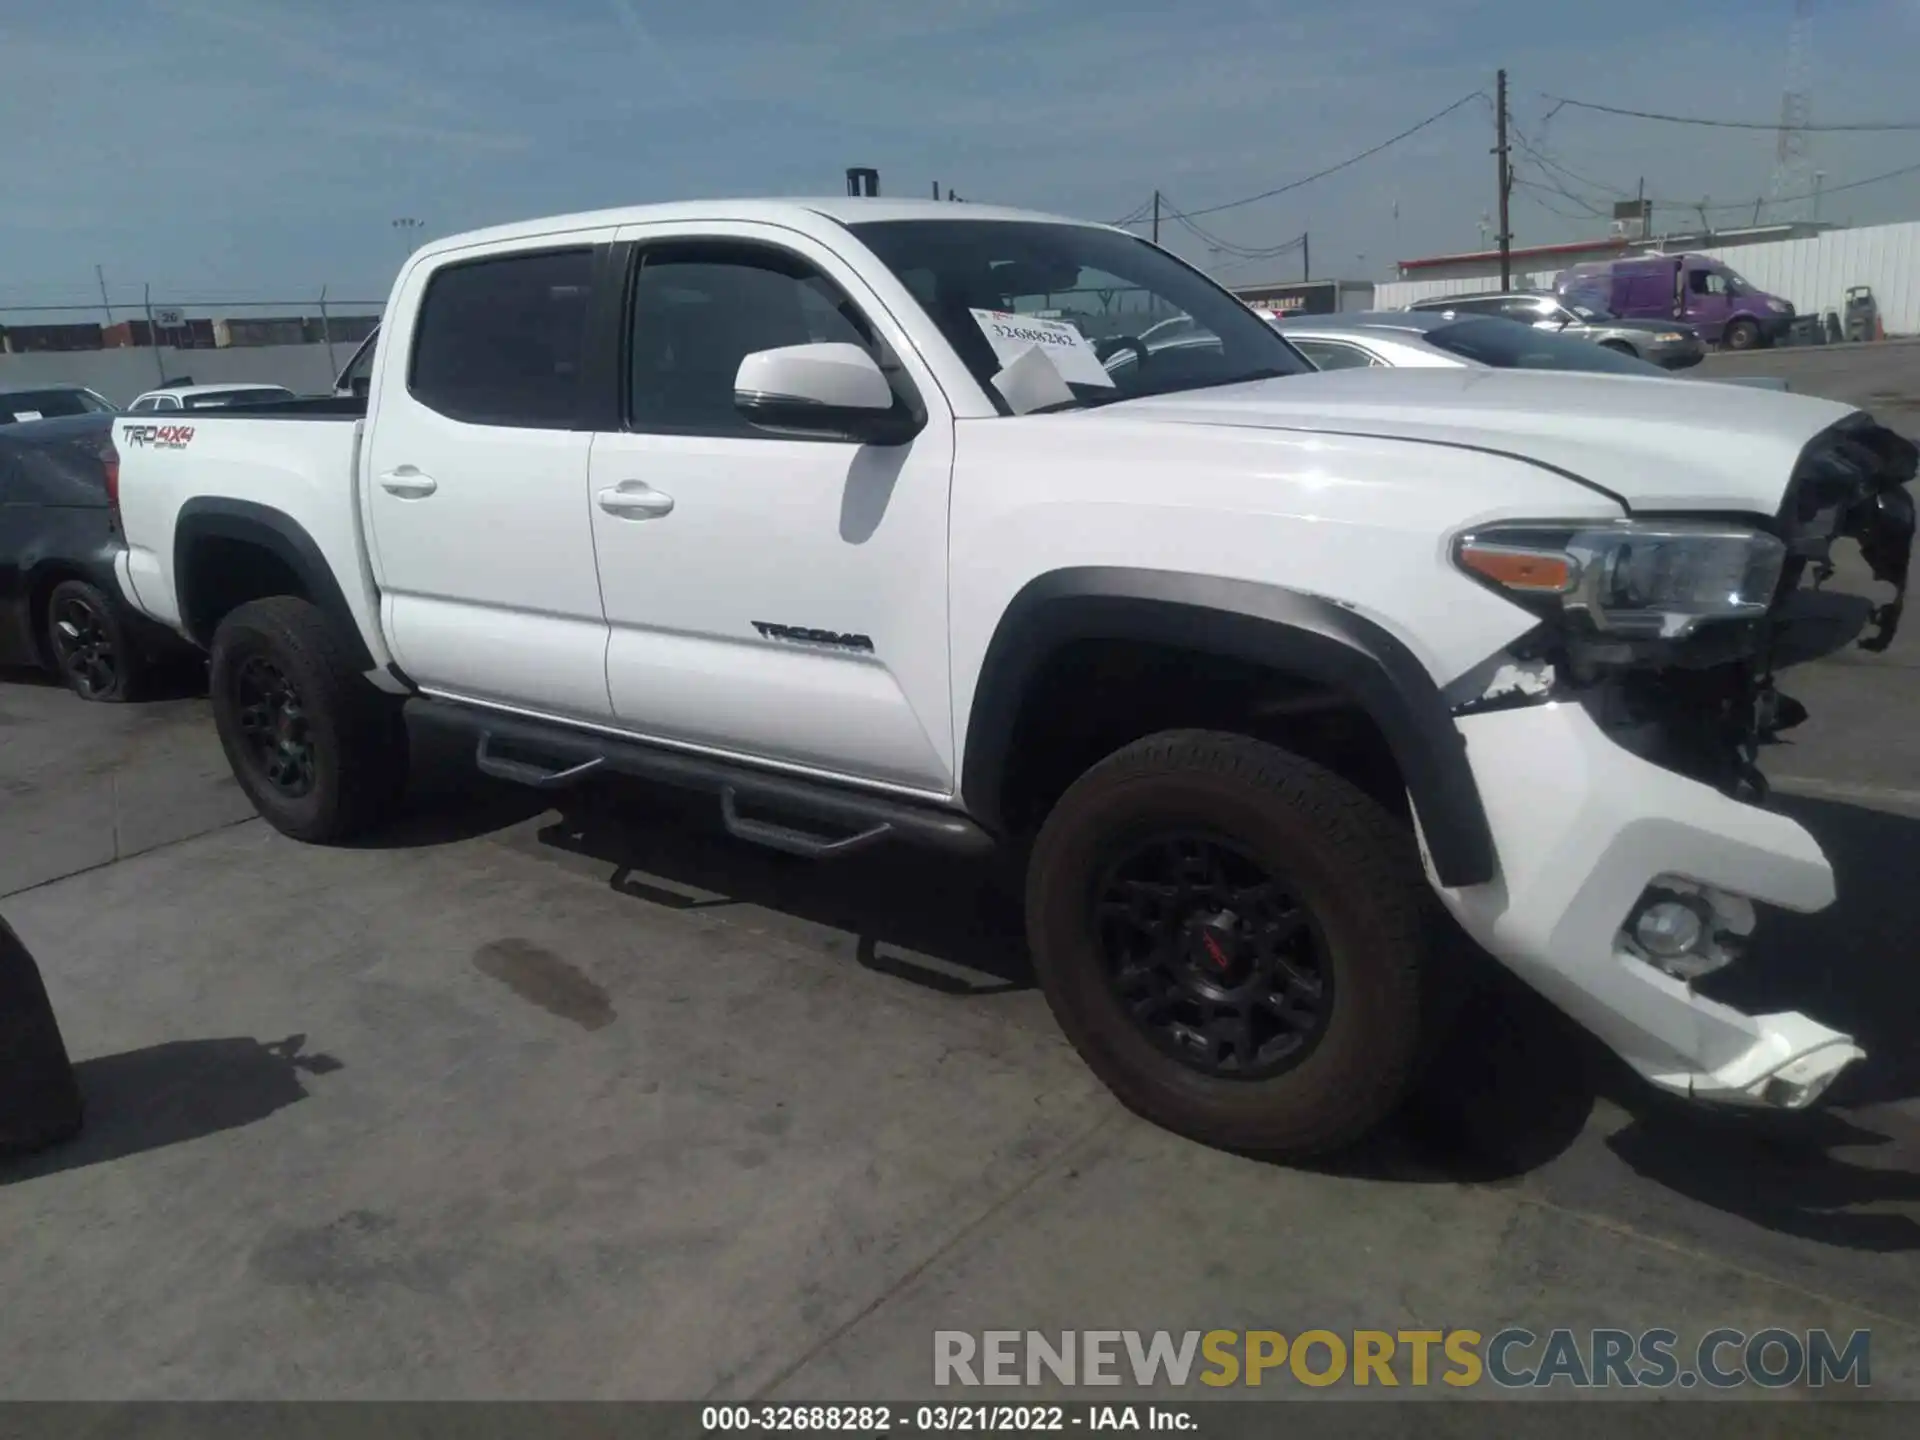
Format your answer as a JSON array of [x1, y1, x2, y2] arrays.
[[1406, 291, 1706, 369], [1271, 310, 1792, 391]]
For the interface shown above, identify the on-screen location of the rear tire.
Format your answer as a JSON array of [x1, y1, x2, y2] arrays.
[[1026, 729, 1428, 1158], [45, 579, 144, 703], [209, 597, 407, 843], [1723, 318, 1760, 352]]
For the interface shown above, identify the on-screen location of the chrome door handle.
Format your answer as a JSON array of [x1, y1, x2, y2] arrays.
[[597, 483, 674, 519], [379, 466, 437, 498]]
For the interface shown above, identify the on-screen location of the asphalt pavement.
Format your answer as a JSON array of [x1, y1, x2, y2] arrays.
[[3, 345, 1919, 1403]]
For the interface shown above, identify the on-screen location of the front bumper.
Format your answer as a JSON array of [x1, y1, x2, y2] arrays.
[[1420, 700, 1863, 1109]]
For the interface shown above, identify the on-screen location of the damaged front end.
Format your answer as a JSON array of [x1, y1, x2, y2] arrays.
[[1438, 414, 1914, 1109], [1457, 412, 1916, 811]]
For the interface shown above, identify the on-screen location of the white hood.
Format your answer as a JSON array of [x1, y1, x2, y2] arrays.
[[1108, 367, 1858, 514]]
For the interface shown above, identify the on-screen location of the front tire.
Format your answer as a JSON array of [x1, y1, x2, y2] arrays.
[[209, 597, 407, 843], [1026, 730, 1428, 1158], [45, 579, 144, 703], [1723, 318, 1760, 352]]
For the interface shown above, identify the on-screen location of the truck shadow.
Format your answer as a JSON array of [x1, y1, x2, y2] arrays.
[[467, 759, 1920, 1252], [533, 778, 1033, 992], [346, 710, 554, 849], [0, 1034, 341, 1187]]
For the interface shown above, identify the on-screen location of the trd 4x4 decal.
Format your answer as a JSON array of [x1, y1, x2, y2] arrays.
[[121, 424, 195, 450]]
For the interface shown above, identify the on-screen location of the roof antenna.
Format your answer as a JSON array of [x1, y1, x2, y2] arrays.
[[845, 167, 879, 197]]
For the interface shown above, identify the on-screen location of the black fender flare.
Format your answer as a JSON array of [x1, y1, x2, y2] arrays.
[[173, 497, 373, 669], [959, 567, 1497, 888]]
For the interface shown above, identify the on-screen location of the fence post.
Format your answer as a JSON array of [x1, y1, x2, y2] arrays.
[[143, 284, 166, 385], [318, 285, 338, 377]]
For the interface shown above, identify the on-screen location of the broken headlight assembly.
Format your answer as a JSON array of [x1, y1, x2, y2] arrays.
[[1452, 520, 1786, 646], [1448, 520, 1797, 802]]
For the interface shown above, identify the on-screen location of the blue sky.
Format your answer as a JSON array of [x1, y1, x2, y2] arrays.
[[4, 0, 1918, 317]]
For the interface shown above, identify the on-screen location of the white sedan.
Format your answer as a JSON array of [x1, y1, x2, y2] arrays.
[[127, 382, 297, 413]]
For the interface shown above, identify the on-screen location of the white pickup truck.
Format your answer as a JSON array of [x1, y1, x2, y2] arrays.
[[108, 197, 1916, 1157]]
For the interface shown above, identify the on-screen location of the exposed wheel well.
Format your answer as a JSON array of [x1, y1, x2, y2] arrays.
[[178, 536, 311, 645], [990, 637, 1409, 835], [1597, 338, 1636, 354]]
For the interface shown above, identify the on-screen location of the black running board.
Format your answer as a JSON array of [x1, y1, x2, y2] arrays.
[[409, 697, 994, 860]]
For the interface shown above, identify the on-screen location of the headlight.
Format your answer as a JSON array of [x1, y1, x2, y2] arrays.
[[1767, 299, 1788, 313], [1454, 521, 1786, 639], [1651, 331, 1687, 343]]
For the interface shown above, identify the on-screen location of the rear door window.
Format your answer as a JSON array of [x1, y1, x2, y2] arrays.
[[409, 248, 596, 428]]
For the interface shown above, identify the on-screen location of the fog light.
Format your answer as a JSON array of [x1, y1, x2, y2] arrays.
[[1633, 898, 1706, 958], [1623, 880, 1749, 983]]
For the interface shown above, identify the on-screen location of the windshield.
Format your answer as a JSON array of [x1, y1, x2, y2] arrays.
[[848, 219, 1311, 412], [1425, 318, 1666, 375], [1721, 268, 1753, 296], [182, 387, 295, 410], [0, 388, 115, 423], [1557, 278, 1616, 321]]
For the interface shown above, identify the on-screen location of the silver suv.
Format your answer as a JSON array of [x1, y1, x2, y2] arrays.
[[1408, 291, 1705, 370]]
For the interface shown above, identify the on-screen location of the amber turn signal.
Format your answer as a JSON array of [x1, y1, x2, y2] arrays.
[[1456, 543, 1575, 593]]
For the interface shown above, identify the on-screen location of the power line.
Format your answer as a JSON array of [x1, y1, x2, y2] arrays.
[[1509, 123, 1632, 201], [1159, 202, 1306, 259], [1511, 176, 1607, 222], [1542, 95, 1920, 132], [1514, 119, 1920, 216], [1155, 91, 1490, 221]]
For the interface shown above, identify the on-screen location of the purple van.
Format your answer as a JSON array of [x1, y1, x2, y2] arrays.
[[1556, 254, 1795, 350]]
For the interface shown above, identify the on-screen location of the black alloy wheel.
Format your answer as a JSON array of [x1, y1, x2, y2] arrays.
[[1096, 833, 1331, 1079], [208, 596, 409, 842], [50, 594, 117, 698], [1026, 730, 1429, 1157], [232, 654, 317, 799], [44, 580, 139, 703]]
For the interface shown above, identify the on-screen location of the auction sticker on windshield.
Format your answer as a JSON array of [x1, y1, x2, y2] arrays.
[[970, 309, 1115, 388]]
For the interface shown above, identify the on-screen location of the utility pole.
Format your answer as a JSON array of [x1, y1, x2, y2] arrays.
[[94, 265, 114, 326], [1302, 232, 1310, 282], [1494, 69, 1512, 289], [1151, 190, 1161, 245]]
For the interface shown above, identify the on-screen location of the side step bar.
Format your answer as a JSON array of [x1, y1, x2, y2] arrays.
[[408, 697, 995, 861]]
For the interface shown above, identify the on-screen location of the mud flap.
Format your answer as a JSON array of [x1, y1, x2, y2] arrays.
[[1830, 422, 1916, 653], [1854, 482, 1914, 652]]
